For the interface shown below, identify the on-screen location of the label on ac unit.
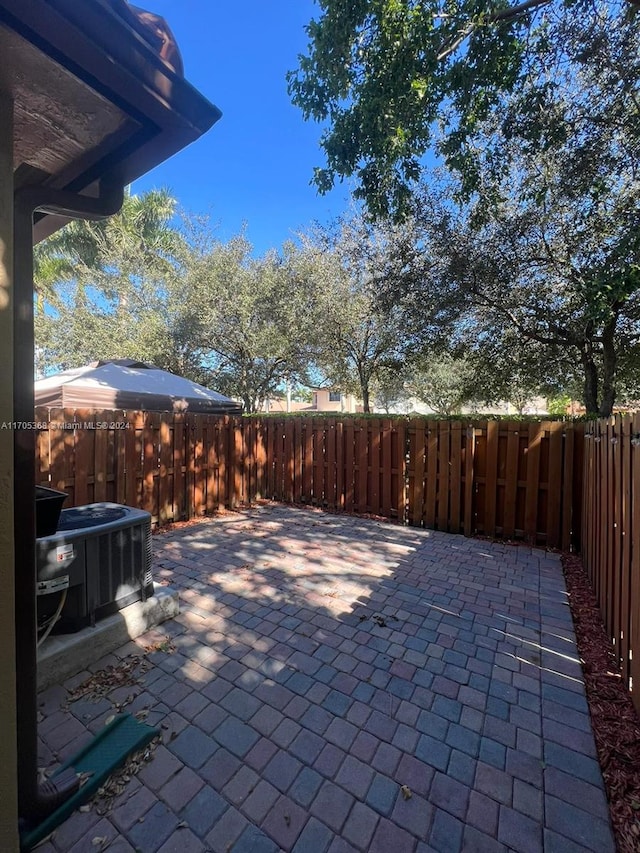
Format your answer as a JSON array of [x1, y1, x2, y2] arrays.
[[56, 544, 74, 563], [37, 576, 69, 596]]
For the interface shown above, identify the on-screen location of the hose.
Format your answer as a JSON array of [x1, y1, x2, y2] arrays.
[[37, 589, 68, 648]]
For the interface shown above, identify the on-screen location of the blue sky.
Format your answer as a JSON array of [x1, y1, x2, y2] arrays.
[[133, 1, 352, 255]]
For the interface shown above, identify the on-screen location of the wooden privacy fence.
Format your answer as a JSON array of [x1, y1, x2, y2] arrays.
[[581, 414, 640, 711], [35, 408, 583, 549], [407, 419, 582, 549], [35, 408, 249, 526]]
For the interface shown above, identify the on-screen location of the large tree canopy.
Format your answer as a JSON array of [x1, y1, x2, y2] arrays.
[[301, 213, 428, 412], [406, 149, 640, 416], [172, 234, 321, 413], [288, 0, 639, 218]]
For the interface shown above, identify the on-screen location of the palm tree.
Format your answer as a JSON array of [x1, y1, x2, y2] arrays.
[[33, 187, 179, 313], [34, 188, 187, 371]]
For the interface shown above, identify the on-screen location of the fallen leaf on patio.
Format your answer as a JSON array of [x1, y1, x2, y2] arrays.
[[77, 771, 94, 787], [91, 837, 107, 847], [79, 805, 91, 813], [176, 821, 188, 829], [400, 785, 412, 800], [143, 636, 175, 654], [105, 715, 115, 726], [67, 657, 150, 705], [135, 709, 149, 720], [284, 814, 291, 826]]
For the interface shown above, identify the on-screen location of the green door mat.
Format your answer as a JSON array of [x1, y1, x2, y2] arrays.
[[21, 712, 159, 851]]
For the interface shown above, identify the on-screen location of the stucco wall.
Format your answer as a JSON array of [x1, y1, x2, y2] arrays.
[[0, 93, 19, 851]]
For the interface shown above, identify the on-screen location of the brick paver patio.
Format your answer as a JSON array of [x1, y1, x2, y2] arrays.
[[36, 504, 615, 852]]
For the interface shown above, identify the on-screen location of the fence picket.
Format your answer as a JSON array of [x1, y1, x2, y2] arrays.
[[546, 422, 563, 548], [524, 422, 542, 544], [463, 425, 476, 536], [394, 420, 406, 521], [344, 420, 355, 512], [284, 418, 294, 503], [73, 410, 92, 506], [425, 425, 438, 528], [370, 419, 381, 515], [356, 419, 368, 513], [412, 421, 426, 527], [381, 420, 392, 518], [621, 418, 632, 687], [438, 422, 450, 531], [293, 418, 303, 503], [326, 418, 337, 510], [613, 419, 623, 664], [484, 420, 499, 537], [303, 419, 313, 502], [158, 414, 172, 524], [562, 425, 575, 551], [449, 422, 462, 532], [631, 414, 640, 712], [336, 420, 345, 511], [502, 423, 519, 539]]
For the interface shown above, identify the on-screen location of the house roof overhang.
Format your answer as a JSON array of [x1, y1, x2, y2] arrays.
[[0, 2, 222, 827], [1, 0, 221, 242]]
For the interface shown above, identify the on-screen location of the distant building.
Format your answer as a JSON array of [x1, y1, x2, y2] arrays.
[[261, 387, 364, 414], [311, 388, 363, 414]]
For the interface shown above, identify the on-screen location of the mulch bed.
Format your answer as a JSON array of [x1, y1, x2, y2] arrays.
[[562, 553, 640, 852]]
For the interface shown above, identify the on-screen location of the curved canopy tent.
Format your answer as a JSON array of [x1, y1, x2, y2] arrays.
[[35, 359, 242, 415]]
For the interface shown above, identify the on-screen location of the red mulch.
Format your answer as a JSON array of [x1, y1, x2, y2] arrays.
[[562, 553, 640, 852]]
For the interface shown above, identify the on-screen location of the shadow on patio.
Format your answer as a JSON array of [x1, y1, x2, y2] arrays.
[[35, 503, 614, 853]]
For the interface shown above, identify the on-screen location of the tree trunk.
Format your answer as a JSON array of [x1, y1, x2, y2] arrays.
[[598, 316, 617, 418], [361, 384, 371, 413], [581, 346, 599, 416]]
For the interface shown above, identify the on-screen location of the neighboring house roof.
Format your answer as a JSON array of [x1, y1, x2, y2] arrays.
[[35, 359, 242, 414]]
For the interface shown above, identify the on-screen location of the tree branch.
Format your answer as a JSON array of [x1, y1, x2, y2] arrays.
[[437, 0, 553, 62]]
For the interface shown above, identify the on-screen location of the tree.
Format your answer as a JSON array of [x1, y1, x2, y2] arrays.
[[301, 214, 426, 412], [410, 158, 640, 416], [405, 354, 469, 416], [459, 333, 562, 413], [289, 0, 639, 218], [35, 189, 190, 373], [347, 0, 640, 417], [372, 364, 413, 414], [175, 234, 319, 413], [34, 188, 179, 308]]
